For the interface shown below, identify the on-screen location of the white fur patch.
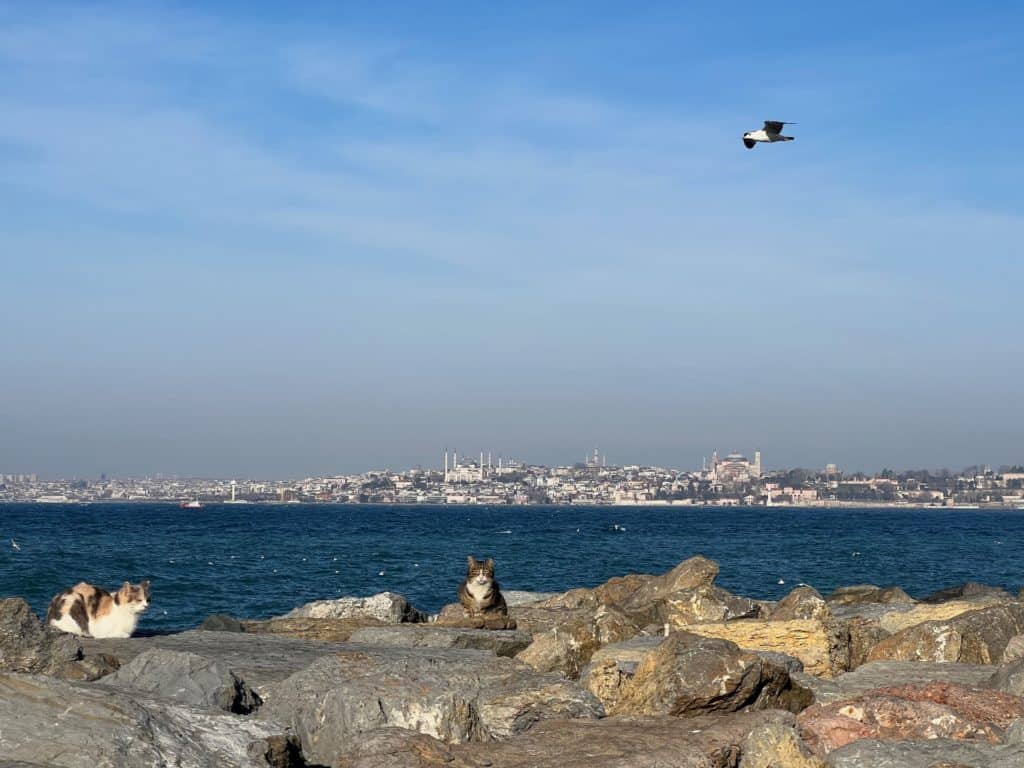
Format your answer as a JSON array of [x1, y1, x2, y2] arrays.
[[50, 614, 86, 636], [88, 601, 146, 639]]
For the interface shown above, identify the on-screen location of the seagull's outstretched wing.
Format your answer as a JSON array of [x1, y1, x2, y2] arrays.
[[763, 120, 795, 134]]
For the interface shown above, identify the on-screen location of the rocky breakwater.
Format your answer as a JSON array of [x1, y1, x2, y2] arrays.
[[5, 560, 1024, 767]]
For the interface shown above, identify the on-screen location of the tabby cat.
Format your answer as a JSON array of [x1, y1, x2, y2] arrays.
[[47, 580, 150, 638], [458, 556, 507, 615]]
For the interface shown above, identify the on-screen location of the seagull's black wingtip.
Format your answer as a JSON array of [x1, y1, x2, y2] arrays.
[[743, 138, 756, 149]]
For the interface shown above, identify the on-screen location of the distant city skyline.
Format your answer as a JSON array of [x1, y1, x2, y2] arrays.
[[3, 444, 1021, 483], [2, 2, 1022, 477]]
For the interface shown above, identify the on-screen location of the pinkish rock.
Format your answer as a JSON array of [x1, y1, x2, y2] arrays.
[[797, 681, 1024, 756]]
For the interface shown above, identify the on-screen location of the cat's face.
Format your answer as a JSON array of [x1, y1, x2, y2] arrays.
[[466, 556, 495, 586], [118, 580, 151, 613]]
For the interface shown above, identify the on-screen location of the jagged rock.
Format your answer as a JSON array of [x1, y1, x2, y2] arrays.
[[517, 605, 638, 678], [53, 652, 120, 681], [333, 727, 455, 767], [107, 648, 261, 713], [740, 720, 825, 768], [83, 630, 350, 698], [0, 597, 82, 677], [921, 581, 1014, 604], [258, 645, 603, 765], [756, 650, 805, 675], [516, 618, 602, 678], [825, 738, 1024, 768], [537, 556, 720, 614], [989, 657, 1024, 696], [282, 591, 426, 623], [610, 632, 812, 717], [503, 590, 558, 606], [0, 672, 302, 767], [1002, 633, 1024, 663], [826, 585, 914, 606], [792, 660, 996, 705], [867, 603, 1024, 664], [580, 636, 662, 710], [841, 616, 890, 670], [200, 614, 247, 632], [662, 584, 761, 626], [243, 615, 384, 641], [347, 625, 531, 657], [797, 681, 1024, 756], [770, 587, 831, 622], [449, 710, 799, 768], [674, 618, 848, 677]]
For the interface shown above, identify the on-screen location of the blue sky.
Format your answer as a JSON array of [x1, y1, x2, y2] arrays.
[[1, 1, 1022, 478]]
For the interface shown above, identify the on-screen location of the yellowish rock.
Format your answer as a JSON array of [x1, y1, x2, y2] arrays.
[[877, 599, 1004, 633], [676, 619, 840, 677]]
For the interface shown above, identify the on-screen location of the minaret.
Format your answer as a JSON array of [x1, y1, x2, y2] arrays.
[[753, 450, 762, 479], [444, 450, 449, 483]]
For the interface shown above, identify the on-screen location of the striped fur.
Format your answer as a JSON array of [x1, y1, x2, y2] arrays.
[[458, 556, 507, 616]]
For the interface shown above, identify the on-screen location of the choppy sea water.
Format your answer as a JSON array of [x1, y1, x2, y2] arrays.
[[2, 503, 1023, 633]]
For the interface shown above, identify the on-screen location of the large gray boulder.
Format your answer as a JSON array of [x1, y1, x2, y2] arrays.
[[258, 644, 603, 765], [921, 581, 1014, 604], [83, 630, 350, 699], [282, 591, 426, 623], [770, 586, 831, 622], [990, 657, 1024, 696], [347, 625, 531, 657], [108, 648, 261, 713], [609, 631, 812, 717], [0, 597, 81, 676], [0, 672, 301, 768], [868, 602, 1024, 664], [740, 719, 825, 768]]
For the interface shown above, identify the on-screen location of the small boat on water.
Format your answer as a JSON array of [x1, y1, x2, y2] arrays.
[[180, 499, 203, 509]]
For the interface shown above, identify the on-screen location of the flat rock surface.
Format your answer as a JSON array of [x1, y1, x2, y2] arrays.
[[259, 643, 603, 766], [347, 625, 531, 657], [0, 672, 298, 768], [83, 630, 349, 697], [337, 712, 803, 768], [825, 738, 1024, 767], [449, 711, 797, 768], [791, 660, 996, 704]]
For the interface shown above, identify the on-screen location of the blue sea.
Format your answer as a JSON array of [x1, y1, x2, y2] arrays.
[[2, 503, 1023, 633]]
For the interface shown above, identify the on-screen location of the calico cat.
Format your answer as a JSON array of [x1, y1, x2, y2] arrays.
[[458, 556, 507, 615], [46, 580, 150, 639]]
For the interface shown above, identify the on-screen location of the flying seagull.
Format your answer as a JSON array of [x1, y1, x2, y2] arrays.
[[11, 539, 21, 551], [743, 120, 796, 149]]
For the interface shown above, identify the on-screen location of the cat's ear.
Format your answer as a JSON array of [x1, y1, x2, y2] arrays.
[[467, 555, 477, 568], [485, 558, 494, 569], [140, 580, 150, 590], [121, 581, 130, 591]]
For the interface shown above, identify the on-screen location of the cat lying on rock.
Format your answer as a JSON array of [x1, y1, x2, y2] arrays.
[[47, 580, 150, 638]]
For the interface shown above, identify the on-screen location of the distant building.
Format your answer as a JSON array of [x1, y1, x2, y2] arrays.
[[444, 450, 489, 483], [709, 449, 762, 483]]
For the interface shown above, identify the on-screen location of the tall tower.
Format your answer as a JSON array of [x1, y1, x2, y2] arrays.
[[444, 450, 449, 483], [753, 450, 762, 479]]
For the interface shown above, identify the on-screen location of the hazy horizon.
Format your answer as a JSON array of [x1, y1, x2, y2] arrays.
[[2, 2, 1022, 478]]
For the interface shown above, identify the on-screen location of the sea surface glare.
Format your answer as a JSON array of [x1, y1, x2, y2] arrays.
[[2, 503, 1023, 633]]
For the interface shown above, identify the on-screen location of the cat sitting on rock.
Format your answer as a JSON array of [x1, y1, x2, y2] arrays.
[[459, 555, 508, 616], [444, 556, 515, 630], [47, 580, 150, 638]]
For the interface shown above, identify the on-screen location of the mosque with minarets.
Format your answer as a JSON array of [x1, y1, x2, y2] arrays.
[[703, 449, 762, 484]]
